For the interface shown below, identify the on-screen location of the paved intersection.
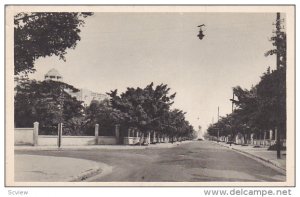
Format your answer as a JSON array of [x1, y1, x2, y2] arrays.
[[15, 141, 285, 182]]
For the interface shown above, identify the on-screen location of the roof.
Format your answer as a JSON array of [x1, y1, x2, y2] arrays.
[[45, 68, 62, 77]]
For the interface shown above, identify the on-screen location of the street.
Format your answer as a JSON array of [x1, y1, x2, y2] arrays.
[[15, 141, 285, 182]]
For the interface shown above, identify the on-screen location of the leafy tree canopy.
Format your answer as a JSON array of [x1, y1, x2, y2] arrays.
[[14, 12, 93, 75], [107, 82, 194, 138], [207, 67, 286, 139], [14, 79, 84, 134]]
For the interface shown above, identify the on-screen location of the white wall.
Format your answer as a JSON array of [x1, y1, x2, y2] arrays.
[[15, 128, 34, 145], [37, 135, 118, 146], [38, 135, 58, 146], [15, 126, 118, 146], [123, 137, 141, 145], [61, 136, 95, 146], [97, 136, 117, 145]]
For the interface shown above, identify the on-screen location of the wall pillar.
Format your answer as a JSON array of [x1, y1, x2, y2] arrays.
[[58, 123, 63, 148], [33, 122, 39, 146], [128, 128, 131, 137], [263, 131, 266, 146], [250, 133, 254, 144], [147, 131, 150, 144], [269, 129, 273, 140], [115, 124, 120, 144], [95, 124, 99, 145]]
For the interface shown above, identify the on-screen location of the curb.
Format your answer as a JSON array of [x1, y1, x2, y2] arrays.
[[70, 160, 113, 182], [213, 141, 286, 175], [15, 141, 192, 151], [231, 147, 286, 172], [69, 166, 103, 182]]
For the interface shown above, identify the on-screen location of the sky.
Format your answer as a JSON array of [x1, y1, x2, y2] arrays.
[[28, 12, 277, 132]]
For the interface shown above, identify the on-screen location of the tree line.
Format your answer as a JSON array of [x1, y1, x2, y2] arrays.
[[207, 13, 286, 145], [207, 66, 286, 142], [14, 80, 196, 140]]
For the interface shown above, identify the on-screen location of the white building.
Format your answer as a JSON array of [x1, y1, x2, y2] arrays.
[[44, 68, 108, 107], [68, 88, 109, 107], [44, 68, 63, 81]]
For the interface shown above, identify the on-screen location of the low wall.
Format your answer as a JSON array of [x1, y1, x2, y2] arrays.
[[252, 139, 276, 146], [123, 137, 140, 145], [15, 128, 34, 145], [38, 135, 58, 146], [124, 137, 171, 145], [63, 136, 95, 146], [38, 135, 118, 146], [97, 136, 117, 145], [38, 135, 96, 146]]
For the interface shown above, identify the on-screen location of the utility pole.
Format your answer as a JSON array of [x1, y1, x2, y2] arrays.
[[275, 12, 282, 159], [217, 106, 219, 142], [275, 12, 282, 70], [231, 93, 234, 113], [230, 92, 236, 145], [58, 83, 64, 148]]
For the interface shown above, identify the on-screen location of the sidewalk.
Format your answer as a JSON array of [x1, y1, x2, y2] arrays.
[[215, 141, 286, 172], [15, 141, 191, 151], [15, 154, 111, 182]]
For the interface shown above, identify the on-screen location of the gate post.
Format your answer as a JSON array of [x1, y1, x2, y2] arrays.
[[115, 124, 120, 144], [33, 122, 39, 146], [147, 131, 150, 144], [58, 123, 63, 148], [95, 124, 99, 145]]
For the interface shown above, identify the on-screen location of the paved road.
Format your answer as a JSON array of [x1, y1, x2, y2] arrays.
[[15, 141, 285, 182]]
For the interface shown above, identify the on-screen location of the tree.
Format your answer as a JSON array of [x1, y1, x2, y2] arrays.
[[207, 67, 286, 145], [256, 67, 286, 139], [265, 13, 286, 69], [265, 13, 286, 158], [84, 99, 127, 136], [14, 80, 84, 135], [107, 82, 194, 140], [162, 109, 194, 142], [14, 12, 93, 75], [108, 83, 176, 136]]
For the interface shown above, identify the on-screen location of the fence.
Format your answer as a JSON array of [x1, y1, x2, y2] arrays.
[[15, 122, 182, 146], [219, 133, 286, 147], [123, 131, 171, 145], [252, 139, 276, 146], [14, 122, 119, 146]]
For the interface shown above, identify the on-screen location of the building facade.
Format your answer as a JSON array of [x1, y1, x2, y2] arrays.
[[68, 88, 109, 107], [44, 68, 108, 107], [44, 68, 63, 81]]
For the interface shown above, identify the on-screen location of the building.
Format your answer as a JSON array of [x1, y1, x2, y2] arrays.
[[68, 88, 109, 107], [44, 68, 108, 107], [44, 68, 63, 81]]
